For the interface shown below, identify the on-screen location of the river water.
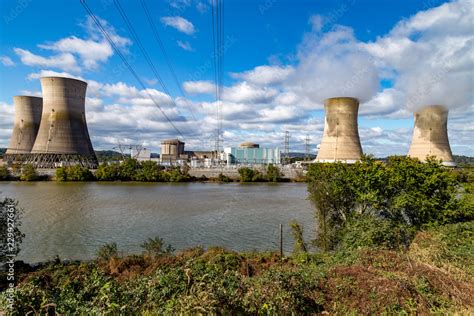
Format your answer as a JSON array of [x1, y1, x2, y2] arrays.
[[0, 182, 315, 263]]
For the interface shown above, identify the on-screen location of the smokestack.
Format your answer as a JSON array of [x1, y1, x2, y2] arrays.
[[408, 105, 455, 166], [315, 97, 363, 163], [5, 96, 43, 155], [30, 77, 98, 168]]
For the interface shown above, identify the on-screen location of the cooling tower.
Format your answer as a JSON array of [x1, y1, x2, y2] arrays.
[[5, 96, 43, 155], [408, 105, 455, 166], [29, 77, 98, 168], [315, 97, 363, 163]]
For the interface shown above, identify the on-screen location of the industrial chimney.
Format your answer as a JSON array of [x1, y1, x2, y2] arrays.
[[5, 96, 43, 156], [315, 97, 363, 163], [408, 105, 455, 166], [30, 77, 98, 168]]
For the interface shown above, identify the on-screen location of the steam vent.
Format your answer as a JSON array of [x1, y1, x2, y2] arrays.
[[5, 96, 43, 156], [408, 105, 456, 167], [315, 97, 363, 163], [29, 77, 98, 168]]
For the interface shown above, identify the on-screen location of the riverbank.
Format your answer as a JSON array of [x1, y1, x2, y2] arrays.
[[1, 221, 472, 314]]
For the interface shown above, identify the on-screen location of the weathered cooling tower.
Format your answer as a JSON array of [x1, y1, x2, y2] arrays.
[[5, 96, 43, 155], [29, 77, 98, 168], [315, 97, 363, 163], [408, 105, 455, 166]]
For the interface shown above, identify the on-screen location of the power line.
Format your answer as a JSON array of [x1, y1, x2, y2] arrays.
[[139, 0, 197, 120], [80, 0, 184, 138], [113, 0, 194, 122]]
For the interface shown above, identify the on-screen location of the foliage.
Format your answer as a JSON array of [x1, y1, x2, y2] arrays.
[[238, 167, 264, 182], [140, 236, 174, 257], [55, 165, 94, 181], [134, 161, 162, 182], [119, 158, 140, 181], [19, 164, 38, 181], [161, 166, 191, 182], [2, 223, 473, 314], [0, 166, 10, 181], [289, 220, 308, 254], [96, 243, 118, 261], [307, 156, 465, 251], [217, 173, 232, 182], [0, 198, 24, 262], [95, 162, 121, 181], [266, 164, 282, 182]]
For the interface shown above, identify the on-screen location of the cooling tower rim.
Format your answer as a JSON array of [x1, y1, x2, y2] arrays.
[[414, 105, 449, 113], [40, 76, 87, 85], [13, 95, 43, 100], [324, 96, 360, 103]]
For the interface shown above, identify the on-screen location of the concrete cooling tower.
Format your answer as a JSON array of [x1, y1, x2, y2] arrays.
[[408, 105, 455, 167], [315, 97, 363, 163], [29, 77, 98, 168], [5, 96, 43, 156]]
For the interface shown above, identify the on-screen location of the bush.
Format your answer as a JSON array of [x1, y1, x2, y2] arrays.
[[119, 158, 140, 181], [19, 164, 38, 181], [307, 156, 465, 251], [266, 164, 282, 182], [55, 165, 94, 181], [0, 166, 10, 180], [141, 236, 174, 257], [238, 167, 264, 182], [96, 243, 118, 261], [134, 161, 162, 182], [217, 173, 232, 182], [95, 162, 121, 181], [0, 197, 24, 261]]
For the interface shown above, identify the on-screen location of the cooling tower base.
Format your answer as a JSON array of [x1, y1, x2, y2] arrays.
[[25, 153, 98, 169]]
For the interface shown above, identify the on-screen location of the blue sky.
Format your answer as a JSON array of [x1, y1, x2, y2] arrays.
[[0, 0, 472, 156]]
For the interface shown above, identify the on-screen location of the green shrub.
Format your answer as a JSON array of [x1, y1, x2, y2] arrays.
[[0, 166, 10, 180], [289, 220, 308, 254], [141, 236, 174, 257], [134, 161, 162, 182], [266, 164, 282, 182], [238, 167, 264, 182], [96, 243, 118, 261], [95, 162, 121, 181], [55, 165, 94, 181], [119, 158, 140, 181], [55, 167, 68, 181], [19, 164, 38, 181], [217, 173, 232, 182]]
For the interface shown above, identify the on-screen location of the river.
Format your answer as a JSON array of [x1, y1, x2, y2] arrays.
[[0, 182, 315, 263]]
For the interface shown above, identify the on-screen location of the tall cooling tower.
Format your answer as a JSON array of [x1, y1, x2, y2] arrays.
[[5, 96, 43, 155], [315, 97, 363, 163], [408, 105, 455, 166], [29, 77, 98, 168]]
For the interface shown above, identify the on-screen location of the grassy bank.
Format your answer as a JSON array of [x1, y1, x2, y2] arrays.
[[0, 222, 472, 314]]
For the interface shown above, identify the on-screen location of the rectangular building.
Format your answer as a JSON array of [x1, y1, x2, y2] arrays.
[[224, 146, 281, 165]]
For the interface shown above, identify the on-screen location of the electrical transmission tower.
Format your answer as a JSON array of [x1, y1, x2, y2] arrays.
[[305, 135, 310, 161], [284, 131, 290, 164], [113, 143, 144, 160]]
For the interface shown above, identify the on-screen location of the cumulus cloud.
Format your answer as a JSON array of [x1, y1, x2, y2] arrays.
[[183, 80, 215, 94], [27, 69, 84, 81], [231, 65, 294, 86], [223, 82, 278, 104], [161, 16, 196, 35], [0, 56, 15, 66], [14, 48, 80, 72], [290, 25, 379, 103], [364, 0, 473, 111], [177, 40, 194, 51]]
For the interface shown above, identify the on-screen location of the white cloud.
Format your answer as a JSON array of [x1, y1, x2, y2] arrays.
[[183, 80, 215, 94], [177, 40, 194, 51], [196, 2, 208, 13], [223, 82, 278, 104], [14, 48, 80, 72], [231, 65, 294, 86], [27, 70, 84, 81], [161, 16, 196, 35], [364, 0, 473, 111], [0, 56, 15, 66], [290, 25, 379, 103]]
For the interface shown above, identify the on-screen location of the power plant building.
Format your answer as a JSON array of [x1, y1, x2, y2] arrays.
[[224, 142, 281, 165], [28, 77, 98, 168], [160, 139, 187, 164], [5, 96, 43, 157], [315, 97, 363, 163], [408, 105, 456, 166]]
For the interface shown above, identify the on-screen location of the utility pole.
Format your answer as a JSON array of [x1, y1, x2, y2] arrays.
[[284, 131, 290, 164]]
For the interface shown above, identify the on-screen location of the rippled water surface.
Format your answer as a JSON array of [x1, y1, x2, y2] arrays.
[[0, 182, 314, 262]]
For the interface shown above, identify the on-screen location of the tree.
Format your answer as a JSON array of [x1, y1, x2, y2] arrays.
[[266, 164, 282, 182], [289, 220, 308, 254], [141, 236, 174, 257], [20, 164, 38, 181], [0, 166, 10, 181], [55, 167, 68, 181], [119, 158, 140, 181], [96, 242, 118, 261], [134, 161, 162, 182], [95, 162, 121, 181], [0, 197, 25, 262]]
